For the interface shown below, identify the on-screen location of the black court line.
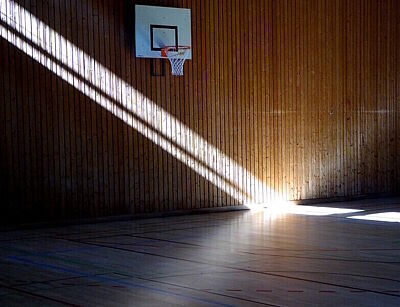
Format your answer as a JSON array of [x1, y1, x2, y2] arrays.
[[0, 211, 245, 242], [261, 271, 400, 284], [67, 238, 400, 298], [7, 273, 114, 288], [244, 247, 400, 252], [0, 221, 222, 243], [81, 241, 163, 248], [107, 234, 400, 265], [129, 234, 204, 247], [114, 272, 281, 307], [0, 283, 80, 306], [64, 223, 228, 242], [136, 270, 240, 281], [126, 234, 400, 266]]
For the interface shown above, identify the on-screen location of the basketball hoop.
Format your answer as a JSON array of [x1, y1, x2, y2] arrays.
[[161, 46, 190, 76]]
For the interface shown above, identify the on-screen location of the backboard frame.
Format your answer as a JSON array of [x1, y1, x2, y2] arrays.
[[150, 25, 178, 51], [135, 5, 192, 60]]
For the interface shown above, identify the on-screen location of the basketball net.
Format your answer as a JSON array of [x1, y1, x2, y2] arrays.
[[161, 46, 190, 76]]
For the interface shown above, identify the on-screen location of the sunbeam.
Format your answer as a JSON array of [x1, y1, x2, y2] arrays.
[[348, 212, 400, 223], [0, 0, 287, 208]]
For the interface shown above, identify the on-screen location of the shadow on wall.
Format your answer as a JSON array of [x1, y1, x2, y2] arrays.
[[0, 0, 284, 224]]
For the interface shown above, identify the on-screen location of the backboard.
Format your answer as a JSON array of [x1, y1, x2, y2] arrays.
[[135, 5, 192, 60]]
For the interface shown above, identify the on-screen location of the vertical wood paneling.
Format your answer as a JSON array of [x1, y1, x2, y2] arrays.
[[0, 29, 8, 214], [396, 0, 400, 194], [0, 0, 399, 224]]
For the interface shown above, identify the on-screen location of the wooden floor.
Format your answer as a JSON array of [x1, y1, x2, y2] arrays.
[[1, 197, 400, 306]]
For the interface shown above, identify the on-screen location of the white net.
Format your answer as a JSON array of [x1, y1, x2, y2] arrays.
[[164, 47, 190, 76]]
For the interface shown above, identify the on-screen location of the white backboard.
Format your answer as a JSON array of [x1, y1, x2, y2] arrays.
[[135, 5, 192, 59]]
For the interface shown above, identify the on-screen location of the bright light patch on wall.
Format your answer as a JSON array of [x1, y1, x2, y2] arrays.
[[348, 212, 400, 223], [267, 204, 364, 216], [0, 0, 286, 208]]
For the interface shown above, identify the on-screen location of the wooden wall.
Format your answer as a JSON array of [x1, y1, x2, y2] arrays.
[[0, 0, 399, 224]]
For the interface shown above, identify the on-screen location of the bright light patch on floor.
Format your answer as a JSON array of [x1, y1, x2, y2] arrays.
[[348, 212, 400, 223], [267, 204, 364, 216]]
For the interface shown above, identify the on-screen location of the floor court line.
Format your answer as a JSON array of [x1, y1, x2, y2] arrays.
[[66, 238, 400, 298]]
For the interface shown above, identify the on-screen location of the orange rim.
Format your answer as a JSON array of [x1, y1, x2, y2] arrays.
[[161, 46, 190, 58]]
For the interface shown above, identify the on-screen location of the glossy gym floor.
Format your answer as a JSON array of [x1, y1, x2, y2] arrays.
[[1, 197, 400, 306]]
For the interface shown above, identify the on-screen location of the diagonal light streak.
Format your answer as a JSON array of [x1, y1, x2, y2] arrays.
[[0, 0, 284, 207]]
